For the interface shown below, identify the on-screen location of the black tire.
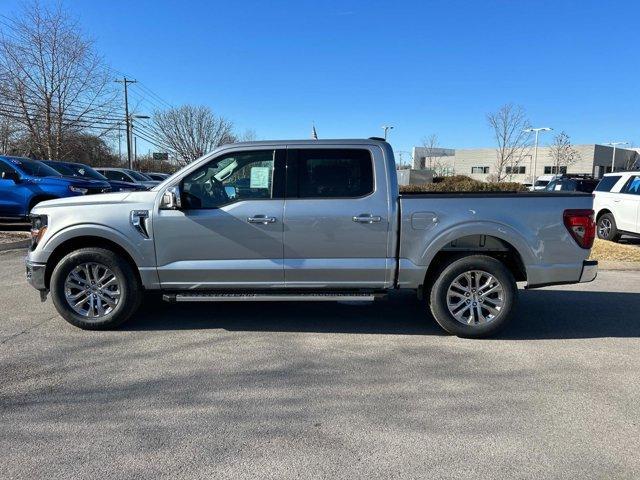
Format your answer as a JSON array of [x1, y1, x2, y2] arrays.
[[597, 213, 621, 242], [50, 247, 142, 330], [428, 255, 517, 338]]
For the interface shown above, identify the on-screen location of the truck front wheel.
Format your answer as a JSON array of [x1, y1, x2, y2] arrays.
[[50, 247, 142, 330], [428, 255, 517, 338]]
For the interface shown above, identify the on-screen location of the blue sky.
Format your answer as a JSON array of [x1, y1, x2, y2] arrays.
[[1, 0, 639, 158]]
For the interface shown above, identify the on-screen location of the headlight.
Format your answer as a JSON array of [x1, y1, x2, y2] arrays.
[[69, 185, 88, 194], [29, 214, 48, 249]]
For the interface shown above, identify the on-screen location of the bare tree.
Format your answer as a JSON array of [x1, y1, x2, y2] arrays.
[[487, 104, 531, 181], [149, 105, 235, 165], [548, 131, 581, 173], [420, 133, 452, 175], [0, 1, 118, 159]]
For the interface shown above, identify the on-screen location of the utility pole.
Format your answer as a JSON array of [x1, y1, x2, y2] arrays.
[[523, 127, 552, 182], [606, 141, 628, 172], [115, 77, 137, 169]]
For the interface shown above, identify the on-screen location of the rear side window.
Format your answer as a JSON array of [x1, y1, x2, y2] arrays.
[[621, 175, 640, 195], [291, 149, 374, 198], [595, 175, 621, 192]]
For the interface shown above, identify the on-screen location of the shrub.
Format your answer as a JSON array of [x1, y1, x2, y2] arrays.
[[400, 177, 527, 193]]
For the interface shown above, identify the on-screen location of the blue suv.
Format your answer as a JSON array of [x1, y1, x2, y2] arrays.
[[0, 156, 112, 220]]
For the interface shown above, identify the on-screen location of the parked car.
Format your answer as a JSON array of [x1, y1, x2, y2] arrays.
[[544, 175, 600, 194], [145, 172, 171, 181], [95, 167, 160, 188], [522, 182, 533, 191], [593, 171, 640, 242], [533, 174, 560, 190], [25, 139, 597, 337], [43, 161, 148, 193], [0, 156, 111, 221]]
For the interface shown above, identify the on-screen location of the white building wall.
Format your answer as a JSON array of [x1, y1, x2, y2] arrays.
[[410, 144, 639, 183]]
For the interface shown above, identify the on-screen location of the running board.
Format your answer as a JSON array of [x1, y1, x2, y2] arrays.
[[163, 292, 380, 303]]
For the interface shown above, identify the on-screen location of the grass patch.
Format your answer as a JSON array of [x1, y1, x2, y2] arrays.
[[589, 238, 640, 262]]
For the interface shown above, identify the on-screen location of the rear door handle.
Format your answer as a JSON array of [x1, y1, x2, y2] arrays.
[[352, 214, 382, 224], [247, 215, 277, 224]]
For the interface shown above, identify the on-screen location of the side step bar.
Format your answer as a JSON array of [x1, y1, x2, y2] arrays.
[[163, 292, 381, 303]]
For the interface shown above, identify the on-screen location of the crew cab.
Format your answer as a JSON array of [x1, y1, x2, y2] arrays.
[[593, 171, 640, 241], [0, 156, 111, 221], [25, 139, 598, 337]]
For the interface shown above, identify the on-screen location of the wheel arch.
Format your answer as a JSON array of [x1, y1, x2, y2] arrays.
[[44, 236, 141, 290], [420, 234, 527, 299]]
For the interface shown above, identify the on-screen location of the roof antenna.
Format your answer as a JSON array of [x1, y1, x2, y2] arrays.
[[311, 122, 318, 140]]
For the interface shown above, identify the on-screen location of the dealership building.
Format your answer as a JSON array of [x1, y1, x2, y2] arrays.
[[411, 144, 640, 183]]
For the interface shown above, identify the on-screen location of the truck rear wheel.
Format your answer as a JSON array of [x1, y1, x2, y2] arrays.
[[428, 255, 517, 338], [50, 247, 142, 330]]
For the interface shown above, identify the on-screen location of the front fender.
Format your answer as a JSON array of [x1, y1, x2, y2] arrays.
[[31, 223, 154, 267]]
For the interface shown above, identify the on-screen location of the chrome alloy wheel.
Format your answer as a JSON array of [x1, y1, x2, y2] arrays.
[[598, 218, 612, 239], [64, 263, 121, 318], [446, 270, 505, 325]]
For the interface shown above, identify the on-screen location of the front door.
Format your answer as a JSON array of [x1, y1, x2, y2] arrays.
[[153, 149, 286, 289], [0, 160, 25, 218], [282, 147, 392, 288]]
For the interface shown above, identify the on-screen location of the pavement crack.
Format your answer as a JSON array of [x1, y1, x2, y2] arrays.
[[0, 315, 58, 345]]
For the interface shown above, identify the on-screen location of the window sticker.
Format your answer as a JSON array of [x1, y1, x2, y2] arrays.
[[249, 167, 270, 189]]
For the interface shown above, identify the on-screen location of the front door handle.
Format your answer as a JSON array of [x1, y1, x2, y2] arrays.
[[352, 214, 382, 224], [247, 215, 277, 224]]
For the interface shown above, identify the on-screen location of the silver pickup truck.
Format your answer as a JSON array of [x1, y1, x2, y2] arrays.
[[25, 139, 598, 337]]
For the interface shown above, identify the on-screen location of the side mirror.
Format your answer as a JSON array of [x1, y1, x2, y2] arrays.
[[1, 171, 20, 183], [160, 185, 182, 209]]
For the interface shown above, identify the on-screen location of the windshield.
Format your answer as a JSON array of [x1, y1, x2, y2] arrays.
[[66, 164, 107, 180], [10, 158, 61, 177], [125, 169, 152, 181]]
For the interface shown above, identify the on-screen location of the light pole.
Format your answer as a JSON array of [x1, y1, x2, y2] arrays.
[[382, 125, 394, 140], [523, 127, 552, 182], [129, 114, 150, 169], [606, 141, 628, 172]]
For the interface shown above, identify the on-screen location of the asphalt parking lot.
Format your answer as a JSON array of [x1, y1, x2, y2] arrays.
[[1, 248, 639, 480]]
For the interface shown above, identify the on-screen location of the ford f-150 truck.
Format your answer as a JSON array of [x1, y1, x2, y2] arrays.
[[25, 139, 598, 337]]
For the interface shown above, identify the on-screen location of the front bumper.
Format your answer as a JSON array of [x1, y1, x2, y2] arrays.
[[25, 259, 47, 291], [579, 260, 598, 283]]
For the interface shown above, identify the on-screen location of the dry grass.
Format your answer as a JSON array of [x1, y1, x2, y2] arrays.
[[0, 231, 30, 244], [589, 238, 640, 262]]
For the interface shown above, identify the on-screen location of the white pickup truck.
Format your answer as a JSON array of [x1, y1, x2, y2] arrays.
[[25, 139, 598, 337]]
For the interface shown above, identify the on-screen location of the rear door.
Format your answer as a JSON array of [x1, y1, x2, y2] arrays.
[[282, 146, 392, 288], [618, 175, 640, 233]]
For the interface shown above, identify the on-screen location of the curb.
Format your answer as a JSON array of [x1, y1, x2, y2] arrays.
[[596, 260, 640, 271], [0, 239, 30, 252]]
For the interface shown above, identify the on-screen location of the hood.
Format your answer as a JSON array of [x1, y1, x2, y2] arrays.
[[31, 175, 111, 189], [141, 180, 160, 188], [58, 175, 111, 188], [34, 190, 157, 210], [107, 179, 148, 191]]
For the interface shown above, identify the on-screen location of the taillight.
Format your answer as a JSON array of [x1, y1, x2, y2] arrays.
[[563, 209, 595, 249]]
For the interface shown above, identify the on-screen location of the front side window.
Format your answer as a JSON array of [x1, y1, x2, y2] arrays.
[[182, 150, 276, 209], [0, 160, 18, 179], [292, 149, 374, 198], [622, 175, 640, 195]]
